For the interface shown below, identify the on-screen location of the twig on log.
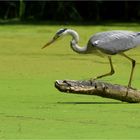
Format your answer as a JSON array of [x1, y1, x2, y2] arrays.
[[55, 80, 140, 103]]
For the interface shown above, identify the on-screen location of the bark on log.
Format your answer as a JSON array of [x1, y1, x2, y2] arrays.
[[55, 80, 140, 103]]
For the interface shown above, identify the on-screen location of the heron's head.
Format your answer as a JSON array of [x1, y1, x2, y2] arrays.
[[42, 28, 68, 49]]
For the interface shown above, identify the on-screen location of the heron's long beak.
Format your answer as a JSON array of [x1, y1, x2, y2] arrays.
[[42, 38, 56, 49]]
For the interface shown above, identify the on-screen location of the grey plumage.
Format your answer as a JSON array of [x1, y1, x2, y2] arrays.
[[42, 28, 140, 88], [89, 30, 140, 55]]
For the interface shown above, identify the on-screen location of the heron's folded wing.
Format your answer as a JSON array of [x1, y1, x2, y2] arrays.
[[91, 31, 136, 55]]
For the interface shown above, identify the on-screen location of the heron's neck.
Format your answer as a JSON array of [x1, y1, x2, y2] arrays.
[[67, 29, 87, 53]]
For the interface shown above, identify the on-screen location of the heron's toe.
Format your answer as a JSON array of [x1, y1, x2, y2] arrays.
[[90, 77, 97, 81]]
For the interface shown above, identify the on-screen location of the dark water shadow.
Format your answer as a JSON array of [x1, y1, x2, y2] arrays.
[[57, 101, 124, 105]]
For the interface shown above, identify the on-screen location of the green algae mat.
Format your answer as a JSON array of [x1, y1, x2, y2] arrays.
[[0, 24, 140, 139]]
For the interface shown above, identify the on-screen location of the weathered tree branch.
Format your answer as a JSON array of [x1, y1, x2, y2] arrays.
[[55, 80, 140, 103]]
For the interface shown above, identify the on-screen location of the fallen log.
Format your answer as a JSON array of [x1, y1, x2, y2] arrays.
[[55, 80, 140, 103]]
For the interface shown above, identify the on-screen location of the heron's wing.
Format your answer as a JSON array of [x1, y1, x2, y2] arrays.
[[90, 31, 137, 55]]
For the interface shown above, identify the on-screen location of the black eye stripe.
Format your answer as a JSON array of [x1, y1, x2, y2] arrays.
[[57, 28, 67, 35]]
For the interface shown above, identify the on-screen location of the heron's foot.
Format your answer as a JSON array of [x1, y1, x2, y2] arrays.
[[125, 85, 135, 97], [90, 76, 99, 81], [89, 78, 98, 85]]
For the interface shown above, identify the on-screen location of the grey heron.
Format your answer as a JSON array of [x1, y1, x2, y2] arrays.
[[42, 28, 140, 88]]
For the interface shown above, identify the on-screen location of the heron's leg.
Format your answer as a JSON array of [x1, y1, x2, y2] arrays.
[[93, 56, 115, 80], [120, 53, 136, 88]]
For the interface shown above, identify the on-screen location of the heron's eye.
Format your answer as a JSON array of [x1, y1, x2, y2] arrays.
[[53, 35, 59, 40]]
